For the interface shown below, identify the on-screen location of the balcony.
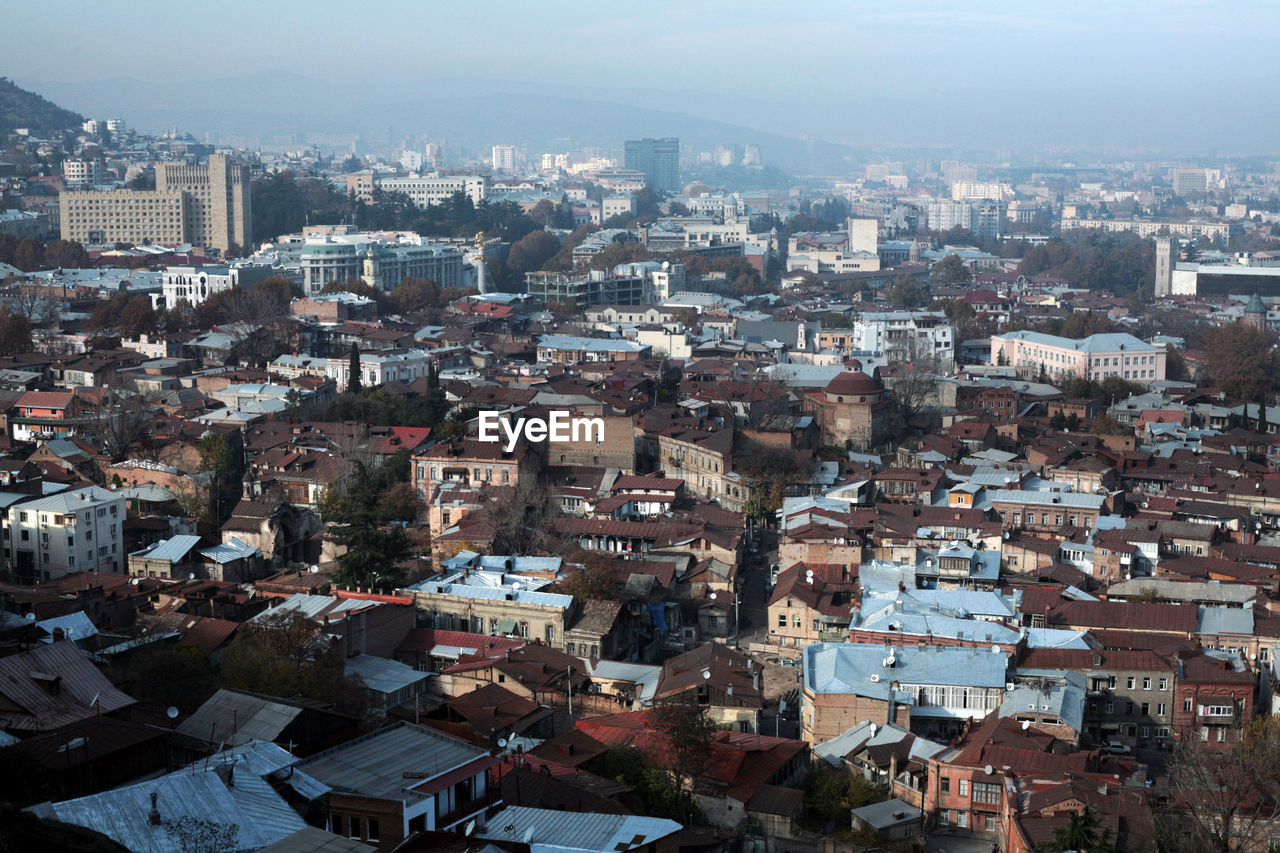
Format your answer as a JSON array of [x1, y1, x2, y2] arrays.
[[437, 789, 503, 831]]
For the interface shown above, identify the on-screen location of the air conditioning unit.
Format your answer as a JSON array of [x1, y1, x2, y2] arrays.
[[869, 674, 881, 683]]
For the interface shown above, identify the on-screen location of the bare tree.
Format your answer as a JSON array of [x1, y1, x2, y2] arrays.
[[477, 475, 561, 555], [1156, 716, 1280, 853], [884, 336, 948, 427], [90, 376, 156, 462]]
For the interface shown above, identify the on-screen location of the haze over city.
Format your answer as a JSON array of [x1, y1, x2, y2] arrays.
[[9, 0, 1280, 157]]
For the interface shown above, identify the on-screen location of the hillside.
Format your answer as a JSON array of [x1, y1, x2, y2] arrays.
[[0, 77, 84, 137]]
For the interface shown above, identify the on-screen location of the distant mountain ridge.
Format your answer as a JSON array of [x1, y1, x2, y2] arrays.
[[0, 77, 84, 137]]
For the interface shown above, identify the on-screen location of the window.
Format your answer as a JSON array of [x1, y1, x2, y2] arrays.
[[1159, 678, 1168, 690], [958, 779, 969, 797], [973, 782, 1000, 805], [793, 614, 802, 628], [1143, 677, 1151, 690], [347, 817, 361, 839], [1184, 697, 1194, 712], [366, 819, 379, 843], [957, 811, 969, 829], [778, 613, 787, 628], [331, 815, 344, 836], [984, 815, 997, 832], [1104, 701, 1114, 713], [1126, 677, 1135, 689], [1158, 703, 1167, 717], [939, 776, 950, 794], [1141, 702, 1150, 716], [1126, 701, 1135, 715]]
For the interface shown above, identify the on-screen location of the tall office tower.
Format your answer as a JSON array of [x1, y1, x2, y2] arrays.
[[1154, 236, 1176, 297], [155, 154, 252, 252], [491, 145, 517, 172], [624, 138, 680, 193]]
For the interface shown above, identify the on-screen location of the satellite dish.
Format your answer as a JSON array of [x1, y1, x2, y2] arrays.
[[1002, 531, 1010, 540], [868, 723, 877, 736], [24, 613, 35, 622], [1022, 720, 1030, 730], [702, 670, 711, 680], [984, 764, 994, 776], [497, 738, 508, 749], [166, 706, 179, 719], [522, 828, 535, 845], [709, 591, 717, 601], [991, 644, 1001, 654], [130, 577, 140, 586], [309, 565, 320, 574], [464, 820, 476, 837], [187, 573, 195, 580]]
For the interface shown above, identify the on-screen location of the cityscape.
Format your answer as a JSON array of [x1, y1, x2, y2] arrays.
[[2, 3, 1280, 853]]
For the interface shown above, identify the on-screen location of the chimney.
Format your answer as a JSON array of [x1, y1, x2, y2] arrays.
[[148, 792, 162, 826]]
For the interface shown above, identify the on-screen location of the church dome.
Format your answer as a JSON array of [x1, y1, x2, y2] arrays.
[[825, 370, 883, 397]]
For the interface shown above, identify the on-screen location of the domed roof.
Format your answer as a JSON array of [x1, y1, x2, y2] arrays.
[[1246, 292, 1266, 313], [825, 370, 883, 396]]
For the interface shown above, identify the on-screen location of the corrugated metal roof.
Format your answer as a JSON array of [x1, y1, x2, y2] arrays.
[[297, 721, 487, 802], [174, 689, 304, 748], [0, 641, 135, 732], [480, 805, 682, 852], [37, 754, 305, 852], [804, 642, 1009, 698], [199, 537, 260, 564], [258, 825, 376, 853], [343, 655, 430, 695], [35, 610, 98, 643], [132, 535, 203, 564]]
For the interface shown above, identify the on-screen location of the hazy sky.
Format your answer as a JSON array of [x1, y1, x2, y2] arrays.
[[7, 0, 1280, 153]]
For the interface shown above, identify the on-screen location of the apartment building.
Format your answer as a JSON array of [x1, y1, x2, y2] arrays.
[[848, 311, 955, 365], [411, 438, 538, 502], [5, 486, 126, 581], [802, 643, 1010, 744]]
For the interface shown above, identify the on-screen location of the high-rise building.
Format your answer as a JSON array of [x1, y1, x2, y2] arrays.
[[1172, 168, 1210, 197], [1154, 236, 1176, 297], [491, 145, 517, 172], [624, 138, 680, 193], [60, 153, 251, 253]]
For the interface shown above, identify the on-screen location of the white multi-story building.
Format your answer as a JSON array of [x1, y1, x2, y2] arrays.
[[400, 150, 425, 171], [325, 348, 438, 392], [950, 182, 1013, 201], [375, 174, 486, 208], [491, 145, 517, 172], [63, 159, 105, 186], [5, 486, 126, 581], [154, 262, 283, 308], [851, 311, 955, 366], [602, 195, 636, 220], [926, 199, 974, 232]]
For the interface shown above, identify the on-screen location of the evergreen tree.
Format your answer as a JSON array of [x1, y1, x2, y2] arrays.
[[348, 343, 362, 393]]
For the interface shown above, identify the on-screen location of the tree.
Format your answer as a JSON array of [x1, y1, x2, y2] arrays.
[[1204, 323, 1278, 400], [41, 239, 89, 269], [348, 343, 362, 393], [799, 765, 884, 831], [1060, 311, 1113, 339], [118, 295, 157, 338], [0, 305, 32, 356], [649, 703, 716, 792], [1166, 343, 1190, 382], [885, 275, 928, 308], [929, 253, 972, 286], [477, 475, 560, 555], [93, 380, 154, 462], [1039, 806, 1114, 853], [1156, 715, 1280, 853], [559, 551, 619, 601], [219, 610, 365, 713], [506, 230, 561, 275]]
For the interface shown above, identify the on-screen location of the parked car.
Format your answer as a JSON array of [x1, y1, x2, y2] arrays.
[[1101, 741, 1132, 755]]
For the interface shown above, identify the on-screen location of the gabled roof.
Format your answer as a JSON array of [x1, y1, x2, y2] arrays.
[[0, 640, 135, 732]]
